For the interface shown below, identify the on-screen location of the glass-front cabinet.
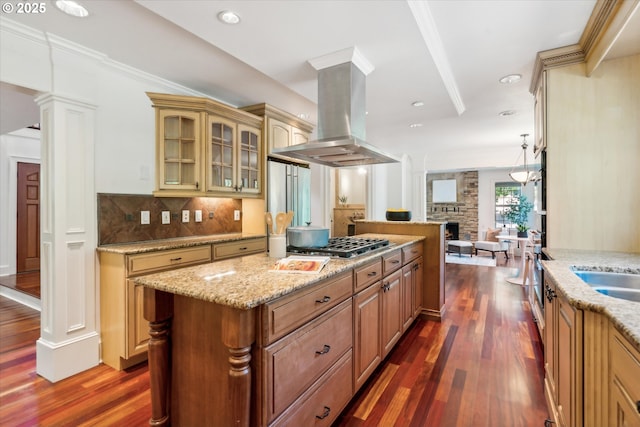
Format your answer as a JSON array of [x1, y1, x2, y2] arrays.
[[148, 92, 263, 198], [158, 110, 201, 191]]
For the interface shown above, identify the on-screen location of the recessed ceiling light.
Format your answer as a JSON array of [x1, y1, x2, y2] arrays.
[[412, 101, 425, 107], [499, 74, 522, 84], [218, 10, 241, 25], [409, 123, 423, 128], [55, 1, 88, 17], [499, 110, 517, 116]]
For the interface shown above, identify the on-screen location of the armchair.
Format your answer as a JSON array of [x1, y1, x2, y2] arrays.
[[474, 228, 510, 259]]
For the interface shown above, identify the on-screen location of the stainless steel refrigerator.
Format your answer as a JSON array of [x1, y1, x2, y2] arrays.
[[267, 158, 311, 229]]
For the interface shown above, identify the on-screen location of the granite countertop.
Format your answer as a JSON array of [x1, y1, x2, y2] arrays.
[[96, 233, 266, 255], [133, 234, 424, 310], [542, 248, 640, 349]]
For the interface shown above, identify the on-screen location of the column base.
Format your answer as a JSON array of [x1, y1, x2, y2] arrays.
[[36, 332, 100, 382]]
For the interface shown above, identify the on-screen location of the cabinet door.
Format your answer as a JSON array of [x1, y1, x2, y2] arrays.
[[381, 269, 402, 358], [126, 279, 149, 358], [353, 283, 381, 390], [413, 257, 423, 318], [268, 118, 292, 151], [237, 124, 261, 195], [557, 294, 577, 427], [544, 279, 557, 402], [206, 115, 236, 192], [158, 109, 201, 190], [401, 264, 414, 331], [291, 127, 310, 146], [610, 328, 640, 427]]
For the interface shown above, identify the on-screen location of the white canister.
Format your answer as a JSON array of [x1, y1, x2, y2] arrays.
[[269, 235, 287, 258]]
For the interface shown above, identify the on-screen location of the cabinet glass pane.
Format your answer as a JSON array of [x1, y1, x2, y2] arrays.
[[250, 151, 258, 169], [164, 116, 179, 139], [165, 163, 179, 185], [182, 140, 195, 161], [223, 146, 233, 165], [181, 163, 195, 184], [165, 139, 179, 159], [181, 117, 195, 139]]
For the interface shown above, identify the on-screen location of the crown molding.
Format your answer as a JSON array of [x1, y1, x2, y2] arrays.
[[529, 0, 636, 93]]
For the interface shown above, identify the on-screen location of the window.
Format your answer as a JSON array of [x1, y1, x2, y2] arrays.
[[495, 182, 521, 229]]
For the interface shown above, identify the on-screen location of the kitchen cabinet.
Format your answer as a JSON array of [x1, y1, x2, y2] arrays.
[[147, 92, 264, 198], [533, 70, 546, 158], [99, 245, 212, 370], [544, 277, 583, 427], [609, 326, 640, 427], [353, 249, 417, 390], [240, 103, 313, 162], [258, 271, 353, 426]]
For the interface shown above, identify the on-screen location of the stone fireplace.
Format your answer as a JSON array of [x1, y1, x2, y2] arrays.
[[445, 222, 459, 240], [427, 171, 479, 241]]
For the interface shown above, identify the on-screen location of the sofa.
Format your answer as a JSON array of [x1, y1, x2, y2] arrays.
[[474, 228, 510, 259]]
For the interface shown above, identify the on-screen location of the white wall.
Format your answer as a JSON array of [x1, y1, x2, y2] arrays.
[[0, 128, 40, 276]]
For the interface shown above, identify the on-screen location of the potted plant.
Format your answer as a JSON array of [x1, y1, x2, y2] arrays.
[[503, 194, 533, 237]]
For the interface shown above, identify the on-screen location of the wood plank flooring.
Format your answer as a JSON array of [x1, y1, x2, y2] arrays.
[[0, 271, 40, 299], [0, 261, 548, 426]]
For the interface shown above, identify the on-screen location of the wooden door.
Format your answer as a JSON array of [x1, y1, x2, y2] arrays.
[[16, 162, 40, 273]]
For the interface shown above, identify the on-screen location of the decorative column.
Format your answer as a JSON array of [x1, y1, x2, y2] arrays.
[[35, 93, 100, 382]]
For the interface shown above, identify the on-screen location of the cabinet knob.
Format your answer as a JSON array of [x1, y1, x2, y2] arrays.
[[315, 406, 331, 420], [315, 344, 331, 355], [315, 296, 331, 304]]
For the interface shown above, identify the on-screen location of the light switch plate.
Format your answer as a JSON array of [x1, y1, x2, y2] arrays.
[[234, 210, 241, 221], [182, 210, 189, 223], [141, 211, 150, 225], [161, 211, 170, 224], [194, 210, 202, 222]]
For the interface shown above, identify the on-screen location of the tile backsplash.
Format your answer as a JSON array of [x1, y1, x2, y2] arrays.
[[98, 194, 242, 245]]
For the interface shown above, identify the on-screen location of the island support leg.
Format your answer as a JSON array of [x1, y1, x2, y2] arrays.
[[144, 288, 174, 427], [221, 306, 256, 427]]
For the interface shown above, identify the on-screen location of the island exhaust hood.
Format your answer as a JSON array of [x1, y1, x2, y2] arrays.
[[273, 51, 399, 167]]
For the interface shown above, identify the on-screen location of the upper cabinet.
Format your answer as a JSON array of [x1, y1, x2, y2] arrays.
[[240, 103, 314, 162], [533, 71, 546, 158], [148, 92, 263, 198]]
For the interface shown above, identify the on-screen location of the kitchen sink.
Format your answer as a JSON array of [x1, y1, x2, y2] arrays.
[[573, 270, 640, 303]]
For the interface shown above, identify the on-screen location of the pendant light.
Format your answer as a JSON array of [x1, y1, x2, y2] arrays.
[[509, 134, 535, 185]]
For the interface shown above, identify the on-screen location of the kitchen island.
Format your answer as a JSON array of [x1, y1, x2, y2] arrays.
[[135, 234, 424, 427], [354, 220, 446, 320], [540, 249, 640, 427]]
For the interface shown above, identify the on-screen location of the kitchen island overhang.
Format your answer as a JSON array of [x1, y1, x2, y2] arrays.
[[135, 234, 426, 427]]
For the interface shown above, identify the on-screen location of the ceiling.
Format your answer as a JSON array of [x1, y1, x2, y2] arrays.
[[1, 0, 639, 171]]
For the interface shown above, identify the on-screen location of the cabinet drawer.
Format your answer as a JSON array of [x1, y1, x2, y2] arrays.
[[355, 258, 382, 292], [610, 327, 640, 408], [127, 245, 212, 276], [402, 243, 423, 264], [383, 249, 402, 274], [264, 271, 352, 343], [213, 237, 266, 260], [266, 300, 353, 421], [270, 350, 353, 427]]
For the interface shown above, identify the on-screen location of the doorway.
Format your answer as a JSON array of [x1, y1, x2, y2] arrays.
[[17, 162, 40, 273]]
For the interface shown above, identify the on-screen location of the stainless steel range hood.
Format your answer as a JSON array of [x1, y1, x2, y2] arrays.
[[273, 57, 399, 167]]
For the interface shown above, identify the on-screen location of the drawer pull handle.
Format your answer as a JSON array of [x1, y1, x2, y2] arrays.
[[391, 260, 400, 264], [316, 406, 331, 420], [170, 257, 183, 262], [315, 296, 331, 304], [315, 344, 331, 355], [238, 247, 248, 251], [367, 271, 377, 277]]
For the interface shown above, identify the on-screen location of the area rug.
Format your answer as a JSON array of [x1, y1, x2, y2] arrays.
[[446, 254, 497, 267]]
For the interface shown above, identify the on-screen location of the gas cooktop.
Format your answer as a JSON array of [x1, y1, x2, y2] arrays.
[[288, 236, 390, 258]]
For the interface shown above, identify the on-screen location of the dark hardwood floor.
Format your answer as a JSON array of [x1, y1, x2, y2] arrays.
[[0, 271, 40, 299], [0, 257, 548, 426]]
